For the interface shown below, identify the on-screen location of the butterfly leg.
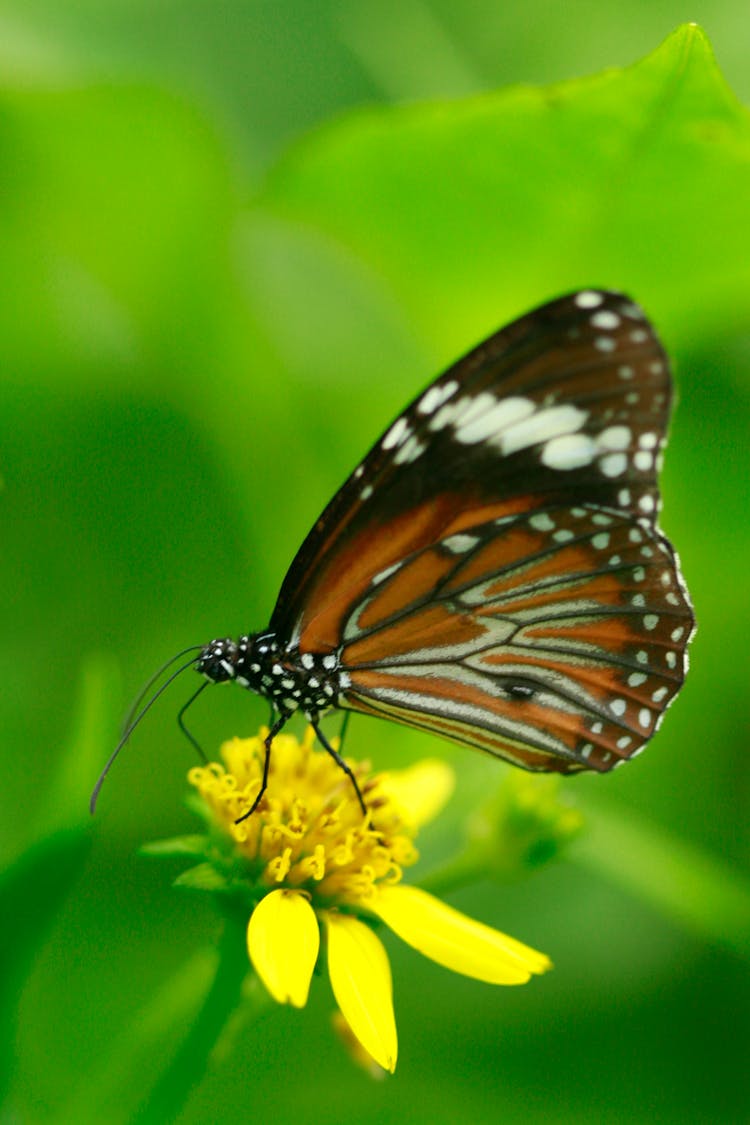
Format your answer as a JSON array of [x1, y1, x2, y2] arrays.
[[312, 720, 367, 816], [338, 710, 351, 751], [235, 712, 287, 823]]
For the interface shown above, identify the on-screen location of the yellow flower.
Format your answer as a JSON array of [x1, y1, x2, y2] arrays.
[[187, 727, 551, 1073]]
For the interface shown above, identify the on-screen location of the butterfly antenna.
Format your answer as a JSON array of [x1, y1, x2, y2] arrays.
[[89, 653, 201, 814], [120, 644, 205, 735]]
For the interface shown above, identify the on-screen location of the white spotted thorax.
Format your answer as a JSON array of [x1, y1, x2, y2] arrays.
[[197, 635, 349, 719], [191, 288, 693, 800]]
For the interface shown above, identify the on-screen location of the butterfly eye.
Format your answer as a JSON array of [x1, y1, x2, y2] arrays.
[[198, 639, 237, 682]]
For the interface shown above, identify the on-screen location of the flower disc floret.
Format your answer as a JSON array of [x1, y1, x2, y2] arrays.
[[188, 727, 419, 905]]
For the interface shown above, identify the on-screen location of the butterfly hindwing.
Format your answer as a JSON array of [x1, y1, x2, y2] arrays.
[[339, 505, 692, 772]]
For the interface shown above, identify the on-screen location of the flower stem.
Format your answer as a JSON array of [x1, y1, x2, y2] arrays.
[[133, 914, 255, 1124]]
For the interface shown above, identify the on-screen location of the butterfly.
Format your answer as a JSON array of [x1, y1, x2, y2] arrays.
[[91, 290, 694, 818]]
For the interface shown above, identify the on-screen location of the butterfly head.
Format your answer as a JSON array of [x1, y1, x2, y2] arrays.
[[196, 637, 240, 684]]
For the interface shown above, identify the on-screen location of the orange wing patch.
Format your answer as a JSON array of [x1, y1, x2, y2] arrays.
[[356, 548, 457, 631], [345, 605, 487, 664]]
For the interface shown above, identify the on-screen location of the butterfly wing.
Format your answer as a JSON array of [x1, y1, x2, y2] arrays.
[[339, 506, 691, 772], [270, 289, 694, 771]]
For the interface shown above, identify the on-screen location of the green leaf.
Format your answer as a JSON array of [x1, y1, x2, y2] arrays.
[[54, 948, 218, 1125], [40, 652, 121, 838], [174, 863, 231, 892], [254, 24, 750, 364], [140, 834, 211, 859], [574, 799, 750, 957], [0, 655, 119, 1101]]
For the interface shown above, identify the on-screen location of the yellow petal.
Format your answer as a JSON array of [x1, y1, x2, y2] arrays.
[[247, 889, 319, 1007], [370, 884, 552, 984], [331, 1010, 389, 1080], [377, 758, 456, 829], [324, 912, 398, 1073]]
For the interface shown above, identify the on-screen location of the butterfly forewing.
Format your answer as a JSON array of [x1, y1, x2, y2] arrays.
[[270, 289, 693, 773]]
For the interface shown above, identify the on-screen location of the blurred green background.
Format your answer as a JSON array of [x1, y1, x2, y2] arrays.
[[2, 3, 749, 1123]]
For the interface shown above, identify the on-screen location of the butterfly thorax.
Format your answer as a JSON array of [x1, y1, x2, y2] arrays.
[[196, 633, 348, 718]]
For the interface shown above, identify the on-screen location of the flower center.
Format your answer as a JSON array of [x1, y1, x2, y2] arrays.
[[188, 727, 418, 906]]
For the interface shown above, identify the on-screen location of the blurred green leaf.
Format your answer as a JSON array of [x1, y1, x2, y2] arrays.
[[0, 655, 119, 1102], [255, 24, 750, 363], [174, 863, 231, 893], [140, 834, 211, 859], [0, 79, 249, 399], [40, 653, 121, 838], [575, 798, 750, 957], [56, 948, 218, 1125]]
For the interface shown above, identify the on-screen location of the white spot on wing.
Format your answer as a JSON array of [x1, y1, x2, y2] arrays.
[[428, 399, 464, 432], [591, 310, 621, 330], [393, 434, 426, 465], [598, 425, 631, 451], [540, 432, 595, 470], [575, 291, 604, 309], [450, 391, 497, 435], [443, 533, 479, 554], [620, 302, 645, 320], [529, 512, 556, 532], [500, 404, 588, 456], [600, 452, 627, 477], [417, 379, 458, 415], [594, 336, 616, 352], [382, 416, 411, 450], [453, 395, 535, 446]]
